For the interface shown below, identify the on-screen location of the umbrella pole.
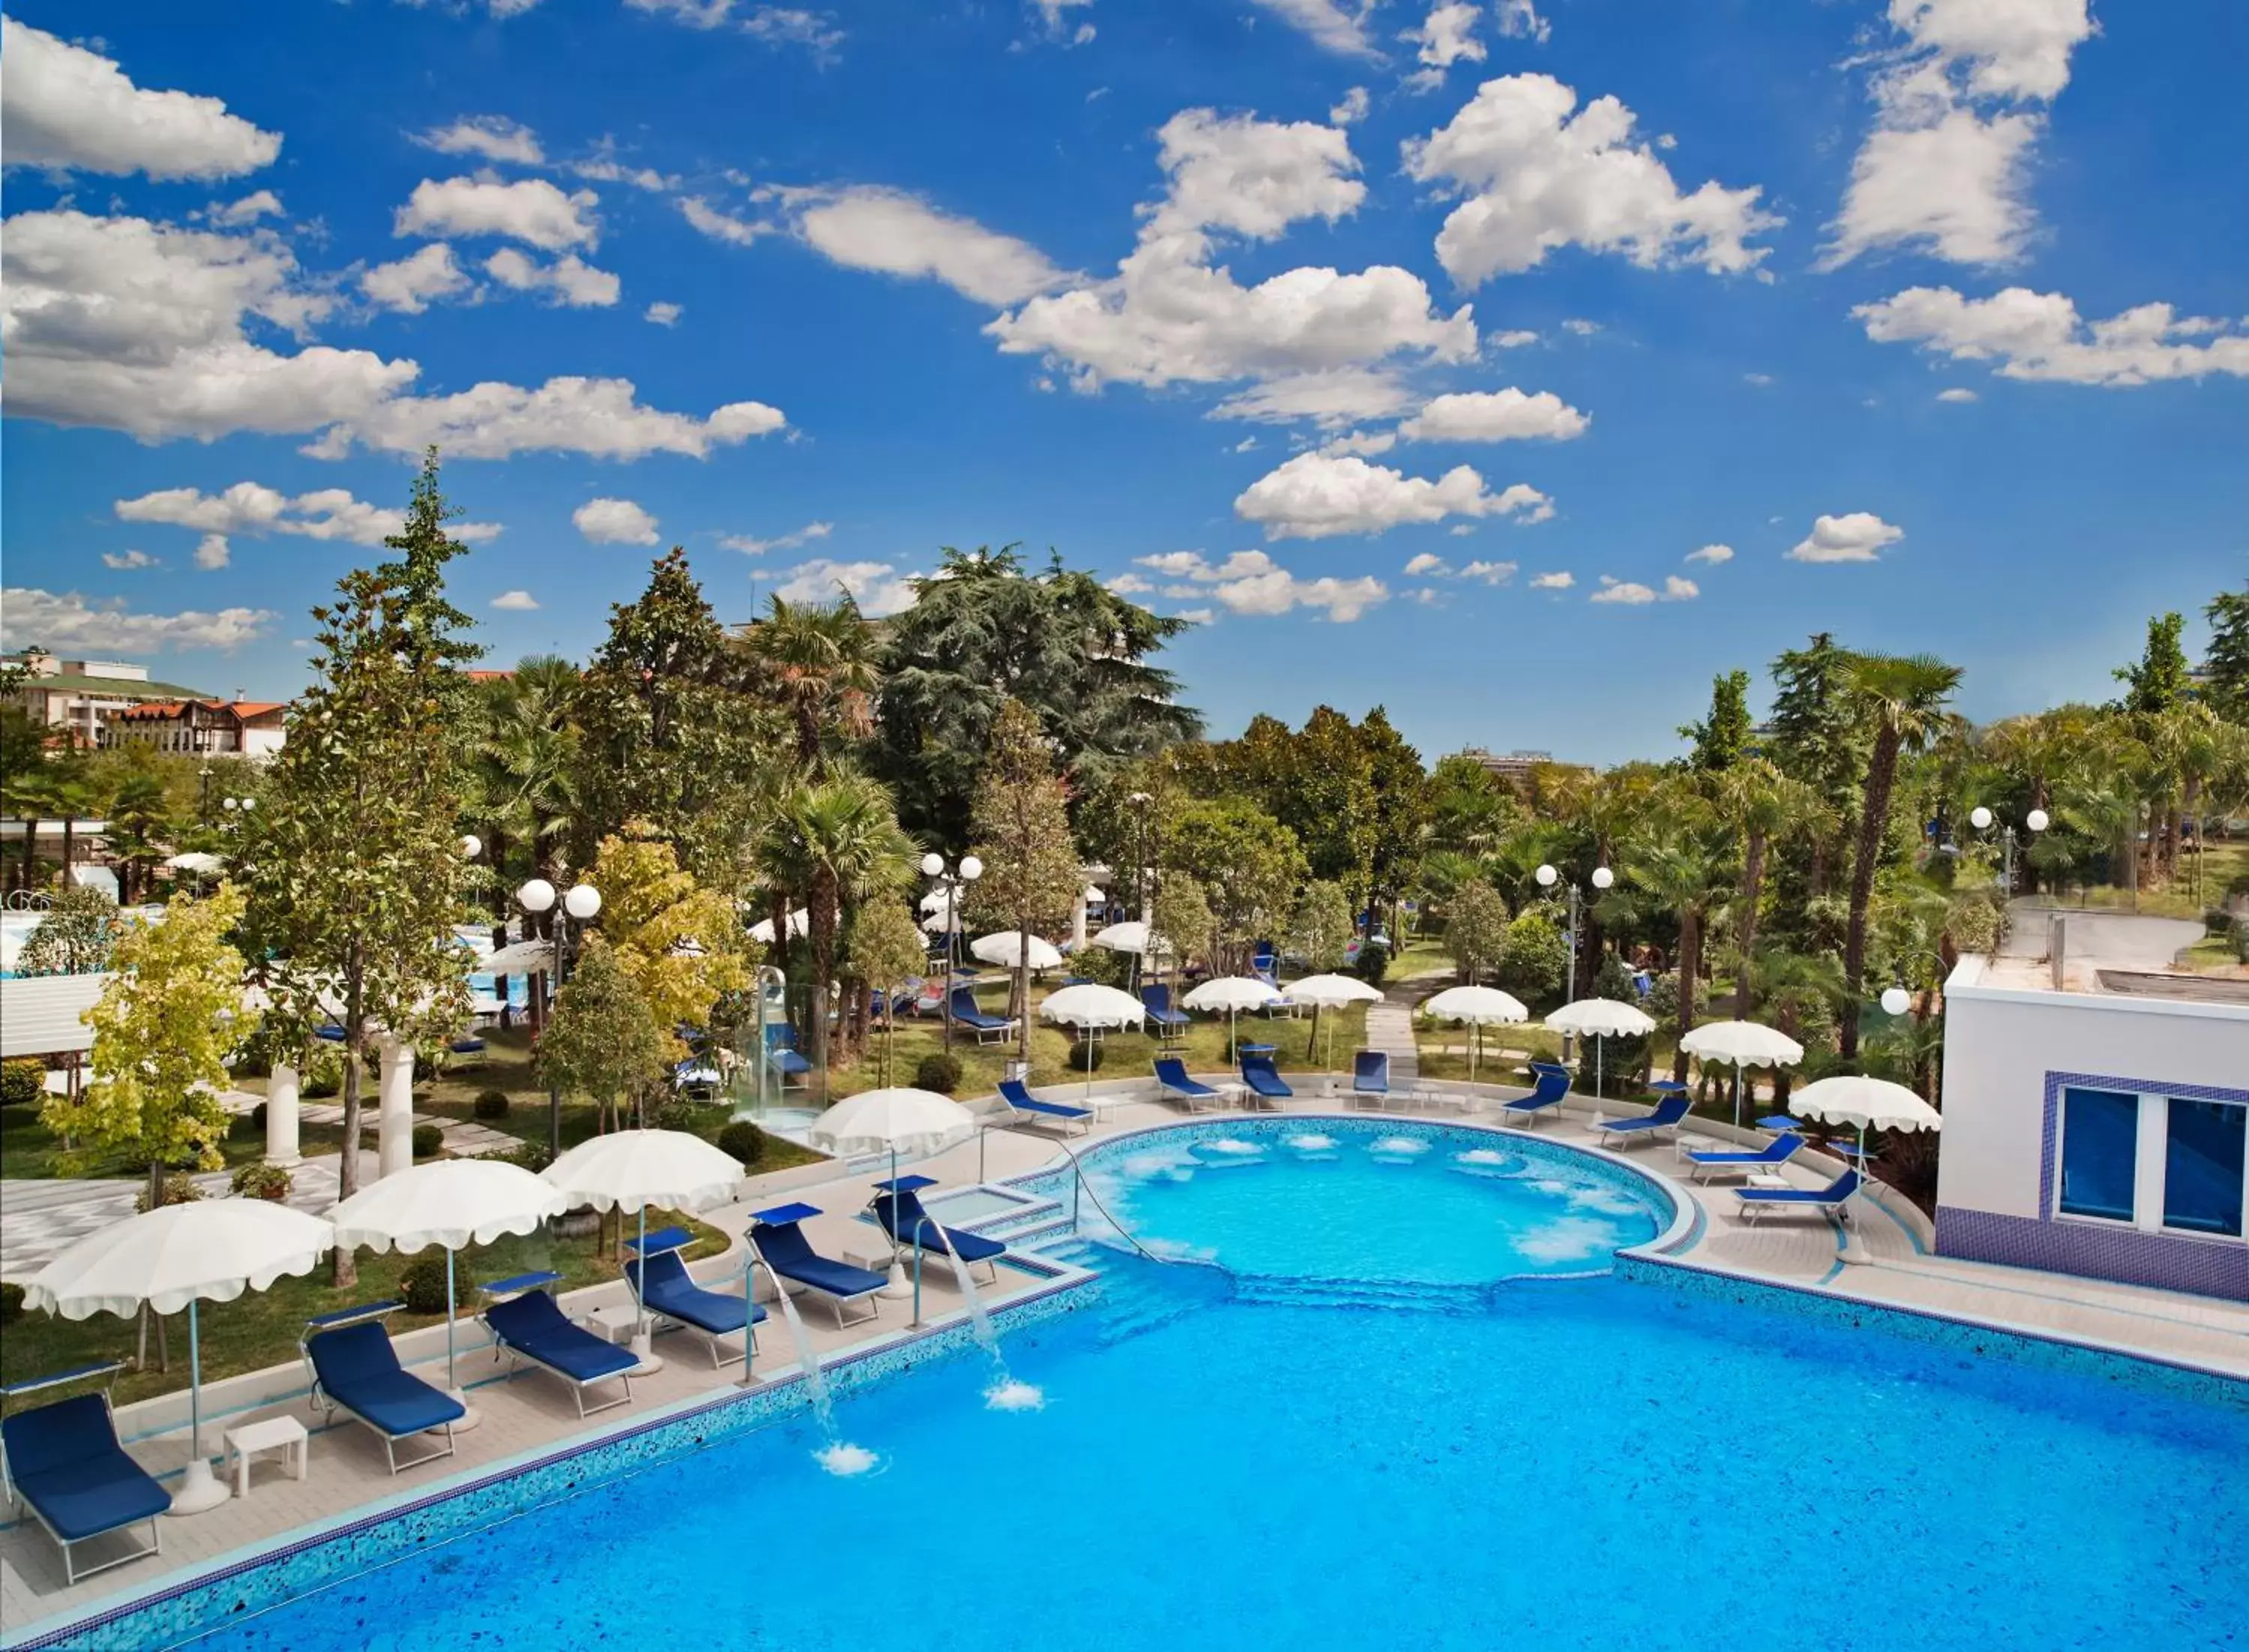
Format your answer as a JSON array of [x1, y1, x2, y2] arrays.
[[629, 1205, 666, 1372], [167, 1300, 228, 1513], [446, 1249, 458, 1389], [1592, 1036, 1604, 1127], [1733, 1067, 1743, 1133]]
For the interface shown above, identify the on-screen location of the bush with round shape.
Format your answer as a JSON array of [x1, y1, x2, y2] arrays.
[[134, 1172, 202, 1214], [1353, 941, 1390, 986], [400, 1255, 451, 1315], [230, 1162, 294, 1202], [914, 1052, 963, 1094], [301, 1050, 344, 1099], [473, 1089, 511, 1121], [1066, 1039, 1105, 1073], [717, 1121, 765, 1166], [1, 1058, 44, 1112], [411, 1124, 445, 1160]]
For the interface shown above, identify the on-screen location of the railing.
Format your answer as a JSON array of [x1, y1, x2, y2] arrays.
[[993, 1123, 1172, 1266]]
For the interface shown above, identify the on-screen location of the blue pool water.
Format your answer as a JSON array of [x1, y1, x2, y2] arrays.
[[193, 1122, 2246, 1652]]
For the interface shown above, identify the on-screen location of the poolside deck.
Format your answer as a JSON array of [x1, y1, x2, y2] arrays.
[[6, 1077, 2245, 1642]]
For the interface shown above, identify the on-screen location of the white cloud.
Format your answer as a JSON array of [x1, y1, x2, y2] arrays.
[[1936, 385, 1978, 402], [362, 243, 475, 314], [491, 589, 541, 610], [1458, 558, 1516, 582], [1231, 436, 1260, 453], [1685, 543, 1733, 564], [1144, 107, 1365, 243], [395, 176, 599, 251], [678, 196, 770, 246], [194, 534, 231, 570], [1743, 372, 1774, 387], [1106, 572, 1155, 594], [1031, 0, 1096, 45], [1233, 451, 1551, 540], [1825, 1, 2095, 269], [1322, 428, 1399, 457], [1495, 0, 1550, 43], [1561, 317, 1601, 336], [415, 115, 544, 166], [484, 247, 621, 307], [1, 19, 282, 180], [0, 588, 275, 652], [1403, 552, 1448, 575], [1490, 328, 1541, 349], [1403, 5, 1485, 92], [1330, 86, 1370, 124], [1212, 369, 1417, 429], [1173, 607, 1215, 624], [788, 187, 1066, 306], [1248, 0, 1379, 58], [741, 7, 845, 58], [208, 190, 284, 227], [1786, 512, 1904, 564], [100, 549, 159, 570], [1448, 522, 1476, 536], [1137, 548, 1388, 622], [1529, 570, 1574, 589], [1397, 386, 1589, 443], [573, 498, 662, 546], [645, 301, 684, 326], [308, 378, 786, 461], [1404, 74, 1778, 286], [570, 145, 675, 193], [1591, 573, 1697, 605], [115, 480, 502, 547], [1854, 286, 2249, 387], [720, 521, 834, 555], [771, 558, 919, 616]]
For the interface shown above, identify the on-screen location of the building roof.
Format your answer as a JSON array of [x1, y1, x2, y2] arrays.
[[19, 672, 211, 699], [0, 973, 106, 1058]]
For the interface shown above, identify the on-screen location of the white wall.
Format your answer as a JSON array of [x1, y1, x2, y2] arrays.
[[1938, 956, 2249, 1220]]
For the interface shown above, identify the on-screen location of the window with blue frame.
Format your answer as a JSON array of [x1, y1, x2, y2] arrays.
[[2163, 1098, 2247, 1238], [2058, 1087, 2140, 1222]]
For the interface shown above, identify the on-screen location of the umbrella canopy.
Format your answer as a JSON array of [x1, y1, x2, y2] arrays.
[[1081, 885, 1106, 906], [1091, 920, 1158, 955], [478, 938, 556, 975], [1182, 976, 1283, 1013], [749, 908, 810, 944], [1038, 982, 1148, 1029], [921, 909, 964, 935], [1789, 1075, 1942, 1133], [163, 851, 225, 875], [542, 1128, 746, 1216], [1283, 973, 1382, 1008], [1545, 998, 1657, 1038], [1420, 985, 1529, 1024], [971, 930, 1064, 971], [329, 1158, 566, 1254], [807, 1087, 978, 1159], [1679, 1019, 1805, 1068]]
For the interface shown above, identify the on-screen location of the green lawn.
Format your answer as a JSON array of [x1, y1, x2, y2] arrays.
[[0, 1109, 352, 1183]]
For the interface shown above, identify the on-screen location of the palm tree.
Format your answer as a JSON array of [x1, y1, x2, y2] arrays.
[[754, 772, 916, 1087], [1751, 943, 1846, 1107], [738, 594, 882, 771], [103, 773, 173, 903], [1622, 817, 1729, 1080], [1707, 758, 1822, 1017], [1839, 654, 1963, 1058], [482, 660, 582, 883]]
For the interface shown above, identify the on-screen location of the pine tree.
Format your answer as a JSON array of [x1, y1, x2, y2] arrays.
[[1682, 669, 1753, 771], [2116, 612, 2190, 714], [2201, 584, 2249, 723]]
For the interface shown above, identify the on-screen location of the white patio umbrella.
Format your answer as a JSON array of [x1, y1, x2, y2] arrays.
[[1090, 920, 1154, 953], [1544, 998, 1658, 1124], [749, 908, 810, 945], [1418, 985, 1529, 1083], [24, 1199, 334, 1514], [1788, 1075, 1941, 1264], [808, 1087, 979, 1320], [921, 908, 963, 935], [1184, 975, 1282, 1059], [543, 1130, 745, 1371], [477, 938, 555, 976], [1679, 1019, 1807, 1131], [971, 931, 1064, 971], [328, 1160, 567, 1427], [1040, 982, 1148, 1103], [162, 851, 225, 876], [1283, 972, 1381, 1067]]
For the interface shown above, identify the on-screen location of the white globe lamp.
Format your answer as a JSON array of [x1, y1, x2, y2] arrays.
[[563, 884, 603, 921], [1591, 866, 1616, 890], [960, 854, 984, 881], [1969, 806, 1993, 830], [1879, 986, 1912, 1016], [1534, 863, 1558, 888], [920, 851, 944, 878], [517, 878, 557, 914], [460, 833, 482, 860], [2025, 808, 2049, 833]]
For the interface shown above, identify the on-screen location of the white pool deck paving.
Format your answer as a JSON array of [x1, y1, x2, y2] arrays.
[[4, 1079, 2245, 1642]]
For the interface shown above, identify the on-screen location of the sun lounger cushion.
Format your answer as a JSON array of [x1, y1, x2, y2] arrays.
[[485, 1291, 641, 1383], [753, 1222, 888, 1299], [1688, 1135, 1804, 1169], [1241, 1057, 1292, 1098], [1598, 1094, 1692, 1136], [306, 1322, 466, 1437], [873, 1191, 1007, 1264], [1738, 1169, 1859, 1207], [1, 1396, 170, 1543], [1154, 1058, 1220, 1098], [1353, 1052, 1389, 1092], [1000, 1078, 1092, 1125], [625, 1251, 762, 1336]]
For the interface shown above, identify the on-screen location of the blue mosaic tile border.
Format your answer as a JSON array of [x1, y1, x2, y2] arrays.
[[1616, 1252, 2248, 1413], [8, 1276, 1094, 1652]]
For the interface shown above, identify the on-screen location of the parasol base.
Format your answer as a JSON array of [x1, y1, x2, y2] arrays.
[[445, 1392, 483, 1432], [167, 1457, 231, 1516], [627, 1331, 666, 1375], [876, 1258, 914, 1300]]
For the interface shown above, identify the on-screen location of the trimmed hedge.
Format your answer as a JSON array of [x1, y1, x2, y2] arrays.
[[914, 1052, 963, 1094]]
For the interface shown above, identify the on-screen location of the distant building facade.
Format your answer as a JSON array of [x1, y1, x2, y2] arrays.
[[3, 652, 286, 756], [105, 698, 289, 759]]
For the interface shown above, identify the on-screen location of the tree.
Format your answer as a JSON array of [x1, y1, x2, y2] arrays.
[[1765, 633, 1865, 915], [1708, 758, 1820, 1016], [588, 831, 750, 1055], [1682, 669, 1753, 771], [103, 771, 174, 903], [43, 885, 249, 1207], [1424, 753, 1521, 855], [535, 938, 672, 1133], [1164, 797, 1308, 974], [236, 451, 478, 1285], [2116, 611, 2189, 715], [738, 593, 882, 771], [1226, 708, 1377, 901], [1152, 870, 1217, 1007], [1839, 653, 1963, 1057], [1358, 707, 1430, 941], [2204, 583, 2249, 723], [17, 883, 124, 975], [1446, 878, 1511, 983], [967, 699, 1083, 1064], [1622, 822, 1729, 1076], [846, 898, 929, 1085], [873, 546, 1200, 844], [1493, 908, 1568, 1003], [1286, 878, 1353, 974], [475, 657, 582, 896]]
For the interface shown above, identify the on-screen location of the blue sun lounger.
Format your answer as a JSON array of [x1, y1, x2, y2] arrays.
[[481, 1287, 639, 1417], [1154, 1055, 1226, 1112], [303, 1315, 466, 1474], [1139, 984, 1192, 1032], [1685, 1132, 1806, 1183], [1501, 1063, 1573, 1128], [766, 1026, 813, 1090], [1240, 1055, 1292, 1107], [622, 1235, 762, 1369], [948, 986, 1016, 1045], [750, 1203, 888, 1327], [1593, 1090, 1692, 1148], [999, 1077, 1094, 1134], [1, 1374, 168, 1585], [1349, 1050, 1391, 1109], [871, 1178, 1007, 1283], [1736, 1169, 1861, 1226]]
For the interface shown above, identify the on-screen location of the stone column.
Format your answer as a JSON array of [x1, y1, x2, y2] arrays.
[[376, 1037, 415, 1178], [266, 1061, 302, 1167], [1071, 887, 1089, 952]]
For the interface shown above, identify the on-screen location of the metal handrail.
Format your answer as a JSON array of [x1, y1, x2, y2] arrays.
[[994, 1124, 1172, 1266]]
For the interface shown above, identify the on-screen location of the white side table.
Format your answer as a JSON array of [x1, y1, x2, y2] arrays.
[[1744, 1172, 1793, 1191], [224, 1415, 308, 1498]]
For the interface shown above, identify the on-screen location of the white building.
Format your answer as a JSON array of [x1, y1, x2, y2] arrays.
[[1936, 931, 2249, 1303], [1, 654, 212, 747]]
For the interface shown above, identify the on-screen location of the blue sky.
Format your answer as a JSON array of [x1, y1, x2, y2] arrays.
[[4, 0, 2244, 764]]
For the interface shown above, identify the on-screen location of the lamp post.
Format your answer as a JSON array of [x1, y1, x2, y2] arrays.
[[1535, 862, 1614, 1060], [518, 876, 601, 1158], [197, 765, 214, 825], [1129, 791, 1154, 992], [1966, 805, 2047, 903], [919, 852, 981, 1052], [219, 793, 256, 830]]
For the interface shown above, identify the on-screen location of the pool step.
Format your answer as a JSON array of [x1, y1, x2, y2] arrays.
[[1229, 1273, 1499, 1316], [1040, 1238, 1235, 1346]]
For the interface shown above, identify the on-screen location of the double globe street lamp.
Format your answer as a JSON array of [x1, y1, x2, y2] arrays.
[[920, 851, 981, 1052], [517, 875, 601, 1157], [1967, 804, 2048, 902]]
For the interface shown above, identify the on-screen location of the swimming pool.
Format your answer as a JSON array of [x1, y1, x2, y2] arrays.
[[132, 1121, 2249, 1649]]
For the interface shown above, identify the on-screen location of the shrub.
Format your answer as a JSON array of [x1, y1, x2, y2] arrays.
[[230, 1162, 294, 1202], [135, 1172, 202, 1214], [1494, 911, 1568, 1003], [472, 1089, 512, 1121], [229, 1102, 269, 1142], [301, 1049, 343, 1099], [914, 1052, 963, 1094], [502, 1140, 556, 1175], [717, 1121, 766, 1166], [1352, 940, 1390, 986], [0, 1282, 22, 1325], [1066, 1039, 1105, 1073], [400, 1256, 450, 1315], [411, 1124, 445, 1160], [1585, 955, 1651, 1097], [0, 1058, 44, 1111]]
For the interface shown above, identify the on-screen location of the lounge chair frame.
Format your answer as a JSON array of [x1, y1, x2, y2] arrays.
[[623, 1244, 759, 1369], [1, 1370, 163, 1587], [301, 1307, 460, 1476], [480, 1291, 638, 1417]]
